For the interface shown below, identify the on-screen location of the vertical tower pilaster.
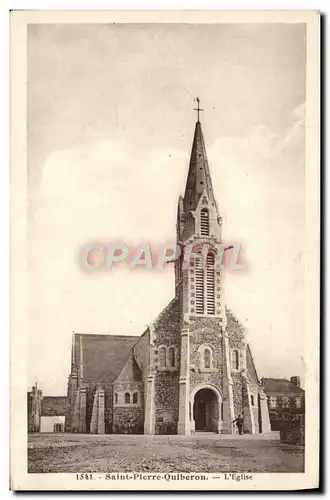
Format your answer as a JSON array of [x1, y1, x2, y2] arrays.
[[177, 326, 190, 435], [90, 387, 105, 434], [79, 388, 87, 433], [242, 377, 256, 434], [144, 375, 155, 434], [259, 391, 271, 433], [144, 330, 155, 435], [222, 332, 235, 433]]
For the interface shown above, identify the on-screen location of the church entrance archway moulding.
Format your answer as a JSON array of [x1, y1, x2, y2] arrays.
[[190, 384, 222, 433]]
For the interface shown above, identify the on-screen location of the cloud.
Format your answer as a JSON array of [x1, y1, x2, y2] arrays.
[[29, 104, 306, 393], [207, 104, 305, 377]]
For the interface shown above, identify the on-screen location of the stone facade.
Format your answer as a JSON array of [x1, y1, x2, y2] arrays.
[[64, 117, 271, 436], [113, 407, 144, 434], [151, 299, 181, 434]]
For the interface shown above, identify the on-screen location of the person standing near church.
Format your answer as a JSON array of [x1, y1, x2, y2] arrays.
[[232, 414, 244, 435]]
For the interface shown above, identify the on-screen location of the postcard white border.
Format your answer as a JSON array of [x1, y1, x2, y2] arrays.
[[10, 9, 320, 491]]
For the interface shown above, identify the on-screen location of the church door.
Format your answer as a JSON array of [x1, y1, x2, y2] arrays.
[[193, 388, 218, 432], [194, 398, 207, 431]]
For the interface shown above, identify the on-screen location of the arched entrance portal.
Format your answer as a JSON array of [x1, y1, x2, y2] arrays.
[[191, 386, 222, 433]]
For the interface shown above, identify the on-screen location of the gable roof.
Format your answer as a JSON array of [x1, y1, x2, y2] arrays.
[[224, 309, 260, 385], [74, 334, 139, 384], [262, 378, 304, 395], [41, 396, 67, 417], [114, 352, 142, 383], [225, 308, 245, 338]]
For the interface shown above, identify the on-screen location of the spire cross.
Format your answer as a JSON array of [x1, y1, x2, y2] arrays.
[[193, 97, 204, 122]]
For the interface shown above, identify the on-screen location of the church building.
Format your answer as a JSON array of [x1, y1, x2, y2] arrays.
[[65, 106, 271, 435]]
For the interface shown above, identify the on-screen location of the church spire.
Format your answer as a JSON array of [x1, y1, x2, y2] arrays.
[[183, 101, 217, 213]]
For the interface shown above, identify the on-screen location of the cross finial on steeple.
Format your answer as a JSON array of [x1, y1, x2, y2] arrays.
[[193, 97, 203, 123], [183, 105, 217, 213]]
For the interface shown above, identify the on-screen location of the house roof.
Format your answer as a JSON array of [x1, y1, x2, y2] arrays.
[[74, 334, 139, 384], [262, 378, 304, 395], [41, 396, 67, 417]]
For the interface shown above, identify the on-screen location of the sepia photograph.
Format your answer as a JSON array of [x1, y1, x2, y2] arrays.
[[10, 10, 319, 491]]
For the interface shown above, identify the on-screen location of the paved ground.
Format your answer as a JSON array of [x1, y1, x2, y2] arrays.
[[28, 432, 304, 473]]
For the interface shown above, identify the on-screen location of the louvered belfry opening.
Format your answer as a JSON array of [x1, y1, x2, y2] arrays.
[[195, 253, 204, 315], [194, 248, 216, 316], [200, 208, 209, 236], [206, 252, 215, 315]]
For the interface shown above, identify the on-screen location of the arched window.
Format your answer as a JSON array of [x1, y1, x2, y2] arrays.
[[204, 348, 211, 368], [231, 350, 239, 370], [159, 347, 166, 368], [168, 347, 175, 367], [198, 345, 213, 370], [195, 255, 204, 315], [124, 392, 130, 404], [133, 392, 138, 404], [206, 253, 215, 315], [200, 208, 209, 236], [250, 395, 254, 406], [114, 392, 118, 404]]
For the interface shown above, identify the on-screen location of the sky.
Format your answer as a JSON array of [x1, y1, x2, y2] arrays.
[[27, 23, 306, 395]]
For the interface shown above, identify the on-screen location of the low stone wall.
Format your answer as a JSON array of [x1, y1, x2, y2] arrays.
[[156, 420, 177, 435], [280, 416, 305, 445], [113, 407, 144, 434]]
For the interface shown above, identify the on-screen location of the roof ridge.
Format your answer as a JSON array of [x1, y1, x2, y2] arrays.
[[75, 333, 139, 338], [42, 395, 66, 399], [263, 377, 290, 382]]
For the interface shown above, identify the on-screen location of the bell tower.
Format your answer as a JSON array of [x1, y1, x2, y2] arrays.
[[176, 99, 224, 321], [177, 99, 229, 435]]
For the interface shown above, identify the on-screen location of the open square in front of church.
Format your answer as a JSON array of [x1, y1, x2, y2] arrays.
[[28, 432, 304, 474]]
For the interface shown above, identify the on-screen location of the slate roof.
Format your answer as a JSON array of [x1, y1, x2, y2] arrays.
[[262, 378, 304, 395], [41, 396, 67, 417], [74, 334, 139, 384], [114, 352, 142, 383]]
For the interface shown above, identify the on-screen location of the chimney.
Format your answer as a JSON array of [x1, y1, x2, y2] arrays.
[[290, 376, 301, 387]]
